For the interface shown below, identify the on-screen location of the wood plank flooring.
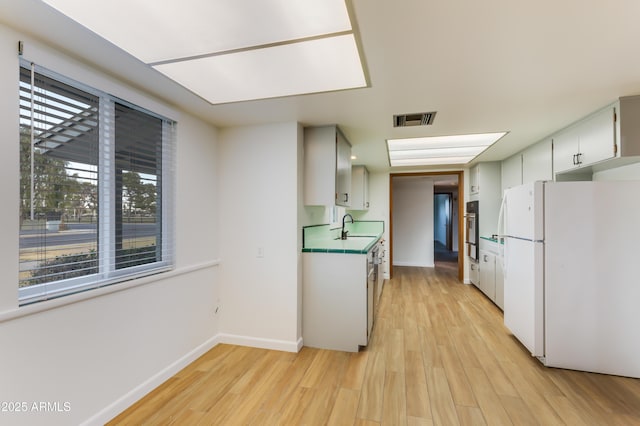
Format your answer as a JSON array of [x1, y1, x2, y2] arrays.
[[108, 265, 640, 425]]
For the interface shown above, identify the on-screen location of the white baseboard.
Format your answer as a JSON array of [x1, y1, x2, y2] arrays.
[[82, 334, 221, 426], [218, 333, 303, 353], [82, 333, 302, 425]]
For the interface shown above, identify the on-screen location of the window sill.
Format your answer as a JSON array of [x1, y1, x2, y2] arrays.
[[0, 259, 221, 324]]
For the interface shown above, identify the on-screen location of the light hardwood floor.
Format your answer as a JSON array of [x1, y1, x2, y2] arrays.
[[108, 265, 640, 425]]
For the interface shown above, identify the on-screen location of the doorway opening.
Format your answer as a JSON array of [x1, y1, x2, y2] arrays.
[[433, 177, 459, 272], [389, 171, 464, 281]]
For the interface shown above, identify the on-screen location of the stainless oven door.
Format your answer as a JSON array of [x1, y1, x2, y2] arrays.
[[466, 213, 477, 245], [467, 241, 477, 260], [465, 213, 478, 261]]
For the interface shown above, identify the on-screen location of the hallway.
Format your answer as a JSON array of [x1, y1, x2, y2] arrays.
[[434, 240, 458, 276], [109, 267, 640, 425]]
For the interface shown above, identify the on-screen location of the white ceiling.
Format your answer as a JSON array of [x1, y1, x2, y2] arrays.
[[3, 0, 640, 172]]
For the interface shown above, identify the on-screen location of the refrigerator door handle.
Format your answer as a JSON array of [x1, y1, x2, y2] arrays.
[[497, 193, 508, 271], [503, 237, 508, 280], [497, 194, 506, 241]]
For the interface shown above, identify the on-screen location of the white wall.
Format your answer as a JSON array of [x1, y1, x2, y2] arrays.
[[218, 122, 302, 351], [392, 177, 435, 267], [0, 24, 19, 314], [0, 25, 221, 426]]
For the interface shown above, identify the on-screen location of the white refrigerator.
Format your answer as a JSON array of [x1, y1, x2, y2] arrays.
[[500, 180, 640, 378]]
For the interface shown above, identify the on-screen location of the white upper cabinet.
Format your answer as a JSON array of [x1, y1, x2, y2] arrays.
[[350, 165, 369, 210], [553, 105, 616, 174], [304, 125, 352, 207], [335, 130, 352, 206], [501, 96, 640, 185], [469, 165, 480, 195], [553, 96, 640, 178], [469, 162, 501, 200], [469, 162, 501, 236], [522, 138, 553, 183], [501, 153, 522, 193]]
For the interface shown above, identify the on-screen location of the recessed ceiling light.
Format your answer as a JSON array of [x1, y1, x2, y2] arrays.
[[41, 0, 367, 104], [387, 132, 507, 166]]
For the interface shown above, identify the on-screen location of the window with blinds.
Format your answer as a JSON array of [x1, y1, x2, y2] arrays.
[[114, 103, 162, 270], [18, 63, 175, 305]]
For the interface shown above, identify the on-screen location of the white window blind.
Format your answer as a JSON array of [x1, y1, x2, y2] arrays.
[[18, 62, 175, 305]]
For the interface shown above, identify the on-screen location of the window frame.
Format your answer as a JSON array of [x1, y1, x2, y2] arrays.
[[18, 60, 176, 306]]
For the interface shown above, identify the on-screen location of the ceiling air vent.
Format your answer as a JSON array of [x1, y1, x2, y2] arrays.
[[393, 111, 437, 127]]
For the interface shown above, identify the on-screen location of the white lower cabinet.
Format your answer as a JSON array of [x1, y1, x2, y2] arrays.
[[478, 239, 504, 310], [479, 250, 496, 301], [302, 251, 373, 352], [469, 261, 479, 286]]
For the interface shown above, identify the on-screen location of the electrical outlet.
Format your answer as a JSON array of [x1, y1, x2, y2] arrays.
[[257, 247, 264, 258]]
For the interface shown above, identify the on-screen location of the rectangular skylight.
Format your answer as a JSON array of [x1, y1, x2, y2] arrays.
[[387, 132, 507, 166], [41, 0, 367, 104], [154, 34, 366, 104]]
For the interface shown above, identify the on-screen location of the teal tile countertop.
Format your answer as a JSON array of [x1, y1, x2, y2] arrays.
[[480, 235, 504, 244], [302, 221, 384, 254]]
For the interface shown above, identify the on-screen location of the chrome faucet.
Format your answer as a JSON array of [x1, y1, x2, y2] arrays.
[[341, 214, 354, 240]]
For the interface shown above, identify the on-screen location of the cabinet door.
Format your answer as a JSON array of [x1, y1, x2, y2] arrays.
[[304, 126, 337, 206], [522, 138, 552, 183], [552, 126, 580, 174], [363, 167, 369, 209], [469, 165, 480, 195], [469, 261, 480, 286], [501, 154, 522, 193], [479, 250, 496, 300], [578, 106, 616, 166], [350, 166, 369, 210], [335, 130, 352, 207]]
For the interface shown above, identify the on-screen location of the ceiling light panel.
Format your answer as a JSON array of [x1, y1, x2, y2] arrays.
[[387, 132, 506, 167], [41, 0, 353, 63], [388, 146, 486, 159], [388, 132, 506, 150], [154, 34, 366, 104], [391, 157, 477, 166]]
